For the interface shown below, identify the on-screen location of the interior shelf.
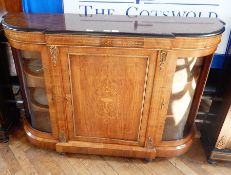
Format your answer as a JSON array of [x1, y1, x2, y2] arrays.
[[29, 87, 51, 132], [29, 88, 48, 112], [23, 59, 45, 87], [21, 50, 41, 59]]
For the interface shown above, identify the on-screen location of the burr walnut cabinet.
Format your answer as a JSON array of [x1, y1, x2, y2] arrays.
[[2, 13, 224, 160]]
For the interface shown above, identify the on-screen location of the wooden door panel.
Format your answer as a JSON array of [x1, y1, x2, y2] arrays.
[[70, 54, 147, 141], [60, 47, 158, 145]]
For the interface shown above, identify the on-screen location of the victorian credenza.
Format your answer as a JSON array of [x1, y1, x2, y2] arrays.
[[2, 13, 224, 160]]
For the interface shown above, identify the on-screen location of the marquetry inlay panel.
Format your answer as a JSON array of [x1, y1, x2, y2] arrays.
[[68, 54, 150, 141]]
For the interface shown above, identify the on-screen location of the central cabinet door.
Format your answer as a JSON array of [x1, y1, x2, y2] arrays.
[[60, 47, 158, 146]]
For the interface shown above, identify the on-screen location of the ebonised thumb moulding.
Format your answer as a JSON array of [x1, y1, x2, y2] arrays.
[[2, 13, 225, 160]]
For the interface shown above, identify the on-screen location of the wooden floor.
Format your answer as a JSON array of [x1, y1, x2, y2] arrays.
[[0, 126, 231, 175]]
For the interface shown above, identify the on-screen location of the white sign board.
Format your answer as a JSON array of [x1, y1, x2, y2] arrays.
[[64, 0, 231, 54]]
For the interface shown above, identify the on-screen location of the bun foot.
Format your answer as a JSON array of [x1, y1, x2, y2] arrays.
[[59, 152, 66, 156], [144, 158, 153, 163]]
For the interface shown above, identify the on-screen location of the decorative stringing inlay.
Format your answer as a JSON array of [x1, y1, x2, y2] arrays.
[[101, 39, 113, 47]]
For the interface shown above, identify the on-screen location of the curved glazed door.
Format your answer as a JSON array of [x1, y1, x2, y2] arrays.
[[58, 47, 160, 146]]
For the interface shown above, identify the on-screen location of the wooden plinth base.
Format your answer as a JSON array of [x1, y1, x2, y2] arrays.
[[24, 122, 194, 160]]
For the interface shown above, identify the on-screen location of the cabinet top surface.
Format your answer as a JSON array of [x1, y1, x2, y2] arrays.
[[2, 13, 225, 38]]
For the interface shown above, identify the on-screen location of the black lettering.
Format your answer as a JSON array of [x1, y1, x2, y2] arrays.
[[186, 11, 196, 17], [209, 12, 218, 18], [140, 10, 150, 16], [126, 6, 138, 18], [79, 5, 93, 16]]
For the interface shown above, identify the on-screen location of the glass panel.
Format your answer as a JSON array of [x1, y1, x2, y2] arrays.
[[162, 57, 204, 141], [20, 50, 51, 133]]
